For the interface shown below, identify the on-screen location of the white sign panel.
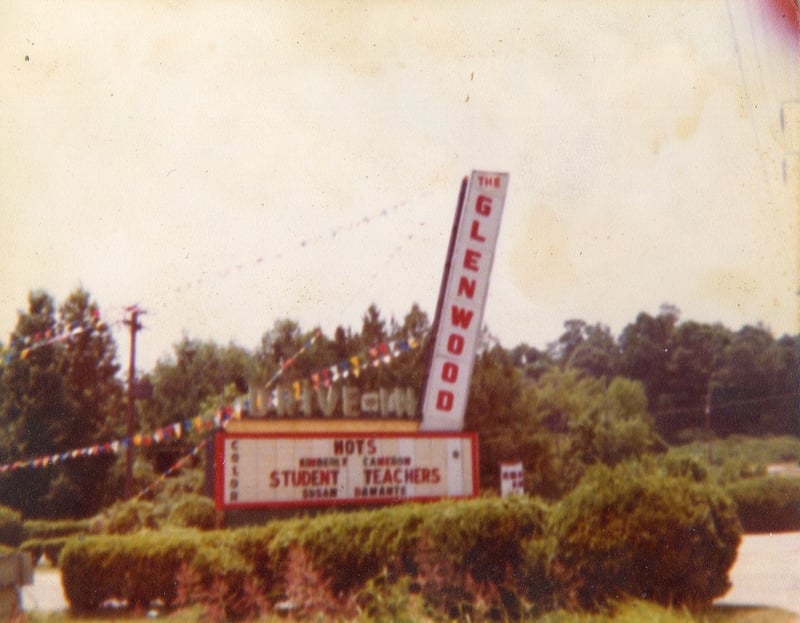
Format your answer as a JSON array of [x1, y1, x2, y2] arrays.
[[215, 433, 478, 509], [500, 461, 524, 497], [421, 171, 509, 431]]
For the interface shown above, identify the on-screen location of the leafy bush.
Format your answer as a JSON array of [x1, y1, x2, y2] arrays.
[[101, 499, 157, 534], [550, 459, 741, 610], [166, 494, 216, 530], [20, 537, 70, 565], [60, 532, 205, 611], [19, 539, 42, 564], [295, 504, 423, 594], [22, 518, 90, 541], [0, 505, 23, 548], [60, 496, 551, 618], [670, 435, 800, 473], [724, 476, 800, 533], [425, 495, 548, 579], [229, 522, 291, 602], [59, 487, 742, 618]]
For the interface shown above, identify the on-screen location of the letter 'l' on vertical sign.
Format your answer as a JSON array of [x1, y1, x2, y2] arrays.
[[420, 171, 509, 431]]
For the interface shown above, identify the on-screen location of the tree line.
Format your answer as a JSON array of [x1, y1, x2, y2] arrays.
[[1, 290, 797, 517]]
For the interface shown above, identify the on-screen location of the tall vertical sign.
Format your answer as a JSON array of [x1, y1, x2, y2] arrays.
[[420, 171, 509, 431]]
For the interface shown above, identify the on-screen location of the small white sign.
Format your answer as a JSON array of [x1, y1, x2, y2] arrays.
[[500, 461, 524, 497]]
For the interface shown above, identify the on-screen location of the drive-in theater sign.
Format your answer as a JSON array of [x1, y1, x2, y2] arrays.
[[212, 171, 508, 510], [216, 433, 478, 509]]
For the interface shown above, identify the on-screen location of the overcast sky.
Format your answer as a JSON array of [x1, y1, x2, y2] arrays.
[[1, 1, 798, 373]]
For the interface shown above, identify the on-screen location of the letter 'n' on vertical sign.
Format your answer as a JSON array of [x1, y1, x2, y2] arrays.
[[420, 171, 509, 431]]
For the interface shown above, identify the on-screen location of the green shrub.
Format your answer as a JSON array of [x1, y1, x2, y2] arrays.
[[19, 536, 69, 566], [19, 539, 43, 564], [60, 531, 205, 611], [423, 495, 549, 584], [101, 499, 157, 534], [550, 459, 741, 610], [725, 476, 800, 533], [0, 505, 23, 548], [42, 537, 69, 565], [60, 496, 552, 618], [229, 522, 289, 602], [22, 518, 90, 541], [166, 494, 216, 530], [295, 505, 423, 595]]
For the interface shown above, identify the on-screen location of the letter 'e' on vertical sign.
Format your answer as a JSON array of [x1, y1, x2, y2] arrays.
[[420, 171, 509, 431]]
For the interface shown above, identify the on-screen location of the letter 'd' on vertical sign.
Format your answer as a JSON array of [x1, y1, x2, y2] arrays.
[[421, 171, 509, 431]]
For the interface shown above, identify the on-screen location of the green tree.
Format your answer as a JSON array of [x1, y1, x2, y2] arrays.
[[569, 323, 619, 379], [143, 337, 253, 431], [0, 288, 124, 518], [618, 306, 679, 408], [360, 303, 387, 347], [463, 344, 528, 491], [400, 303, 429, 344], [711, 325, 799, 435], [654, 321, 731, 438], [255, 318, 304, 381], [482, 368, 665, 500]]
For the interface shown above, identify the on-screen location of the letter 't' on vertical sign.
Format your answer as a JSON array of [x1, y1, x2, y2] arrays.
[[420, 171, 509, 431]]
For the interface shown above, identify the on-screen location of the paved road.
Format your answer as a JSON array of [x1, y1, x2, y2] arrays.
[[19, 532, 800, 615], [21, 566, 67, 612], [715, 531, 800, 614]]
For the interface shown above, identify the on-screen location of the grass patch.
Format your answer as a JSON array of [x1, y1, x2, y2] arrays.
[[20, 602, 800, 622]]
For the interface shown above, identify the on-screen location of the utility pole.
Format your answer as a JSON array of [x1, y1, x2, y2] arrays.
[[704, 388, 713, 464], [124, 305, 145, 499]]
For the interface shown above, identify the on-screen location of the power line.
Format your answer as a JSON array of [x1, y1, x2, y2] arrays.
[[654, 390, 800, 418]]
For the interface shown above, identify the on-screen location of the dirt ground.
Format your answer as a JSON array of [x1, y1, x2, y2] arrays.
[[19, 532, 800, 615]]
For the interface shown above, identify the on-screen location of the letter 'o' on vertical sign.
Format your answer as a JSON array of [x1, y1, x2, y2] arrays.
[[436, 391, 454, 411], [447, 333, 465, 355], [421, 171, 509, 432], [441, 361, 459, 383]]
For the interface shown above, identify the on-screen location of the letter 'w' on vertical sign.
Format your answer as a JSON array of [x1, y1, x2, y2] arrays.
[[420, 171, 509, 431]]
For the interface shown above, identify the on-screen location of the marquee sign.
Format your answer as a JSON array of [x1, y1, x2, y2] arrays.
[[214, 432, 478, 509], [421, 171, 509, 431]]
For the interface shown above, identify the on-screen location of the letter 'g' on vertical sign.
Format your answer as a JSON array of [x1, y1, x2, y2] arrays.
[[421, 171, 509, 432]]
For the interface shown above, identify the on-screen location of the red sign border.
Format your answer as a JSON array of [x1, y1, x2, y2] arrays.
[[213, 431, 480, 510]]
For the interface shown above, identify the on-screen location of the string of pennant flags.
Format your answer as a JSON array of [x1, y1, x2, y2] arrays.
[[280, 336, 421, 401], [134, 336, 423, 498], [0, 328, 418, 476], [0, 311, 117, 365], [135, 439, 209, 500], [0, 406, 238, 475], [0, 195, 432, 480]]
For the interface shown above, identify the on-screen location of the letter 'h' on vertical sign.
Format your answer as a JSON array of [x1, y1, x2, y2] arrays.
[[420, 171, 509, 431]]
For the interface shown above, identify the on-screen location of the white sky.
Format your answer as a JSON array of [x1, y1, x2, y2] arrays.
[[1, 1, 798, 374]]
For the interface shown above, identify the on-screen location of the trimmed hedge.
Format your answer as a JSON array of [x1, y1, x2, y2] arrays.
[[166, 494, 217, 531], [0, 506, 22, 548], [551, 459, 741, 610], [725, 475, 800, 533], [22, 518, 90, 541], [20, 537, 70, 566], [60, 496, 550, 614], [61, 531, 206, 611], [59, 481, 741, 617]]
